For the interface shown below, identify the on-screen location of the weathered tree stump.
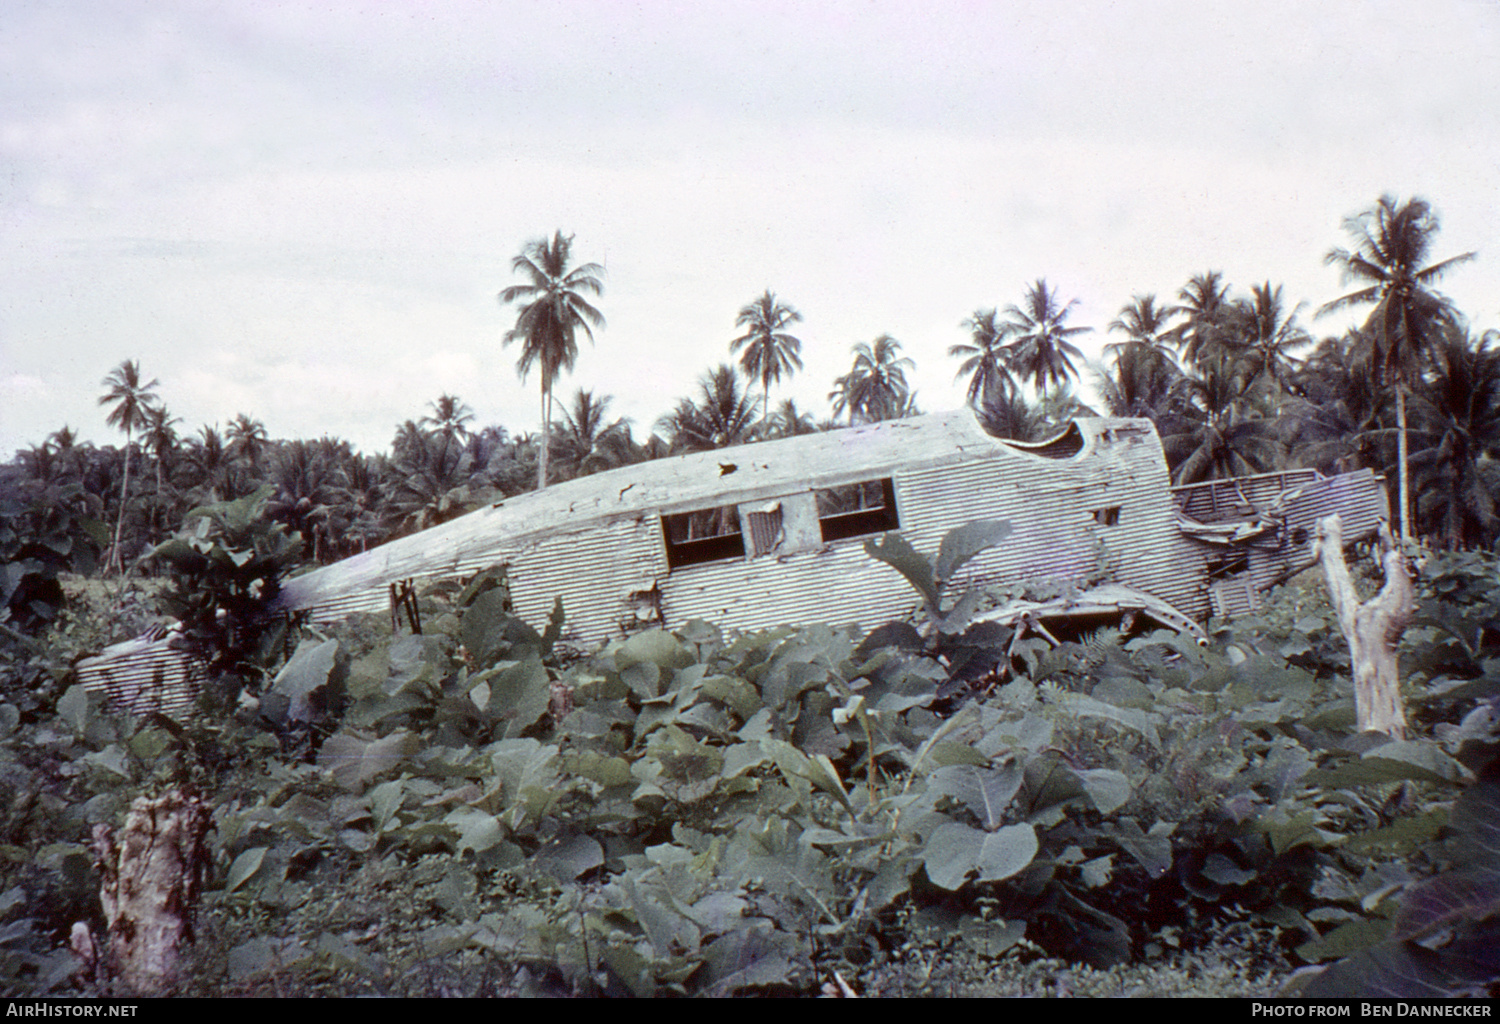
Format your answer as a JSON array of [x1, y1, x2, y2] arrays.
[[90, 789, 211, 995], [1313, 515, 1413, 738]]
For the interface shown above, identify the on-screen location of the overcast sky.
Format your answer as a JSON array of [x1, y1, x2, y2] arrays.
[[3, 0, 1499, 462]]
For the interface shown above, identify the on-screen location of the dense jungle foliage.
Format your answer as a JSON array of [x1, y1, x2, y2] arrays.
[[0, 496, 1497, 997]]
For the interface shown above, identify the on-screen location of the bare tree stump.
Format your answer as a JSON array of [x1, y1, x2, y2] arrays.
[[1313, 515, 1413, 738], [91, 790, 211, 995]]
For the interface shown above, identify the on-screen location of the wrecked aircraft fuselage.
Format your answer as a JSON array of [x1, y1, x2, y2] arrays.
[[271, 411, 1387, 647]]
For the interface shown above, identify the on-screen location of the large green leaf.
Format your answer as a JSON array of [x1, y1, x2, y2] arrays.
[[1446, 759, 1500, 866], [532, 833, 604, 881], [1311, 741, 1471, 787], [225, 847, 269, 893], [56, 684, 90, 736], [482, 656, 551, 738], [929, 764, 1024, 830], [270, 638, 345, 722], [1097, 819, 1175, 878], [935, 519, 1012, 583], [446, 807, 504, 855], [923, 821, 1038, 890], [1074, 768, 1132, 815], [864, 533, 937, 610], [460, 588, 517, 668], [701, 927, 801, 996], [318, 729, 420, 791], [614, 629, 696, 672], [1393, 869, 1500, 942]]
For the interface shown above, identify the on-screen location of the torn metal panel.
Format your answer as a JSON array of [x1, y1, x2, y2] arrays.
[[73, 627, 203, 719], [974, 583, 1207, 643], [1172, 468, 1388, 618]]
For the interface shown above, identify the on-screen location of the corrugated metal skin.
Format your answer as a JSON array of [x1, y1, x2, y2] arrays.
[[274, 410, 1007, 617], [898, 426, 1206, 623], [505, 516, 664, 642], [279, 414, 1223, 646], [75, 638, 203, 719], [641, 420, 1192, 642], [1281, 471, 1388, 549], [661, 543, 915, 635]]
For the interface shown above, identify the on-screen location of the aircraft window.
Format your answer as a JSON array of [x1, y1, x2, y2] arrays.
[[662, 506, 745, 569], [1206, 552, 1250, 580], [816, 478, 900, 542]]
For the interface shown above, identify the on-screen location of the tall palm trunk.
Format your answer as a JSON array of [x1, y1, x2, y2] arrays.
[[538, 367, 552, 491], [111, 435, 133, 576], [1396, 384, 1411, 543]]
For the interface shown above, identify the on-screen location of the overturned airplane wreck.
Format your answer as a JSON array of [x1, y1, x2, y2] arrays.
[[76, 410, 1388, 712], [274, 411, 1386, 644]]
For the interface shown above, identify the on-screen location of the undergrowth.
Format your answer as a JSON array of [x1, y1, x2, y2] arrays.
[[1, 511, 1498, 997]]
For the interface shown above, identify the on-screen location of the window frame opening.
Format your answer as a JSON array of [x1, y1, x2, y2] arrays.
[[662, 505, 746, 569], [816, 478, 900, 543], [1206, 551, 1251, 581]]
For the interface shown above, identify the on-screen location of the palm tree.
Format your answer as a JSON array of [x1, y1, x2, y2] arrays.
[[829, 335, 915, 424], [1094, 339, 1182, 421], [97, 360, 160, 573], [268, 438, 359, 560], [1320, 195, 1476, 541], [731, 290, 804, 429], [1228, 282, 1312, 400], [1407, 326, 1500, 549], [184, 425, 236, 505], [1160, 352, 1283, 484], [45, 426, 91, 489], [1100, 294, 1182, 421], [420, 394, 476, 441], [226, 413, 269, 475], [340, 452, 393, 556], [770, 398, 818, 438], [1169, 271, 1235, 371], [1283, 331, 1388, 476], [551, 389, 636, 479], [950, 308, 1016, 407], [47, 425, 80, 456], [1000, 280, 1092, 394], [389, 429, 476, 533], [498, 231, 606, 490], [140, 403, 181, 540], [657, 365, 760, 453], [1106, 293, 1177, 359], [976, 386, 1044, 441]]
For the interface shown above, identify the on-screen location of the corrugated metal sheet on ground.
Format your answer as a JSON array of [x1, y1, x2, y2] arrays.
[[75, 636, 203, 719]]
